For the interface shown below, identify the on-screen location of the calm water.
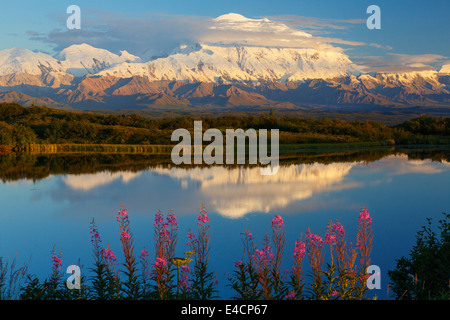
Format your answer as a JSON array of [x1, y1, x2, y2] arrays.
[[0, 148, 449, 299]]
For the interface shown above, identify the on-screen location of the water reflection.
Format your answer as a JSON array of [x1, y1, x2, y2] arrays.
[[151, 163, 358, 218], [47, 151, 450, 219], [62, 171, 141, 191], [1, 148, 449, 220]]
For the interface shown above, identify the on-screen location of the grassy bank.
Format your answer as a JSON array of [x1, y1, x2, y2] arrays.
[[14, 143, 174, 154], [9, 141, 396, 154]]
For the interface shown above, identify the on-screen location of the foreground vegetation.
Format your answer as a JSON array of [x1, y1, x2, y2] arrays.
[[388, 213, 450, 299], [0, 205, 376, 300], [1, 204, 448, 300], [1, 102, 450, 150]]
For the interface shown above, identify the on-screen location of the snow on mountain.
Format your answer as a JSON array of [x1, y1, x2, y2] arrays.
[[55, 43, 141, 77], [0, 44, 141, 78], [358, 70, 447, 95], [94, 13, 359, 83], [98, 43, 360, 83], [0, 48, 65, 76], [439, 64, 450, 73]]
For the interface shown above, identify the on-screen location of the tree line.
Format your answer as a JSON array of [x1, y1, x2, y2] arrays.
[[0, 102, 449, 147]]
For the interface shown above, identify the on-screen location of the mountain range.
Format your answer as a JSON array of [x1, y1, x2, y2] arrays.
[[0, 13, 449, 112]]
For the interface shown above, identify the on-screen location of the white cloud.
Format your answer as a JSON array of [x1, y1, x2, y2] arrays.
[[353, 53, 448, 73], [62, 171, 141, 191], [28, 11, 381, 59]]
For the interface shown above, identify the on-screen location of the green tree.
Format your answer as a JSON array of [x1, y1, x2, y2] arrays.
[[388, 213, 450, 299]]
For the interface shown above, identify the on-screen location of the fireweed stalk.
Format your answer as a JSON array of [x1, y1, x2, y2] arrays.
[[188, 204, 218, 299], [305, 228, 325, 298], [226, 227, 260, 299], [252, 234, 274, 299], [117, 206, 140, 299], [270, 215, 287, 298], [321, 220, 344, 299], [102, 244, 121, 299], [328, 219, 361, 299], [178, 265, 192, 297], [50, 246, 63, 285], [140, 248, 150, 298], [252, 215, 288, 299], [287, 236, 306, 300], [356, 207, 374, 298], [89, 219, 109, 299], [151, 209, 178, 299]]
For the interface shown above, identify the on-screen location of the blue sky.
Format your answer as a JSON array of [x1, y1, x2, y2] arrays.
[[0, 0, 448, 71]]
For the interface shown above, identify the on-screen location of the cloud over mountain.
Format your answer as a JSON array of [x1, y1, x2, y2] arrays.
[[27, 11, 376, 60]]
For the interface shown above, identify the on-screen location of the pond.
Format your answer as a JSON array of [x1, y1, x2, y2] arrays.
[[0, 147, 449, 299]]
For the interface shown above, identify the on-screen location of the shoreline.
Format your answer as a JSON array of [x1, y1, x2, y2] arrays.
[[1, 141, 449, 155]]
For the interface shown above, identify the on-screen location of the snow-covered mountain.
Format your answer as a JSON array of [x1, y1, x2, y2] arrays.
[[0, 13, 448, 110], [55, 43, 141, 77], [0, 44, 140, 78], [439, 64, 450, 74], [98, 43, 360, 83], [0, 42, 359, 85], [0, 48, 65, 75]]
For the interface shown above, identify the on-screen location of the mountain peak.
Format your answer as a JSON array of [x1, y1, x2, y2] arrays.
[[58, 43, 110, 56], [210, 12, 312, 40], [439, 64, 450, 74], [213, 13, 252, 22]]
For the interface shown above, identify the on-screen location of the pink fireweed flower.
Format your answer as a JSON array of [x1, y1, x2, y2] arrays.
[[167, 210, 178, 227], [52, 255, 62, 269], [285, 290, 296, 300], [197, 213, 209, 225], [90, 227, 101, 243], [358, 207, 372, 224], [240, 229, 254, 241], [179, 265, 191, 290], [293, 240, 306, 260], [154, 210, 164, 227], [332, 221, 345, 236], [155, 257, 167, 268], [234, 260, 243, 268], [117, 208, 128, 221], [140, 248, 149, 259], [102, 247, 117, 262], [305, 230, 324, 249], [50, 252, 63, 283], [121, 231, 131, 240], [186, 230, 197, 246], [271, 215, 284, 229], [324, 233, 337, 245], [252, 245, 273, 265]]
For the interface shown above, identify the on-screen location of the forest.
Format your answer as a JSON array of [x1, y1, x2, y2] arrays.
[[0, 102, 449, 148]]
